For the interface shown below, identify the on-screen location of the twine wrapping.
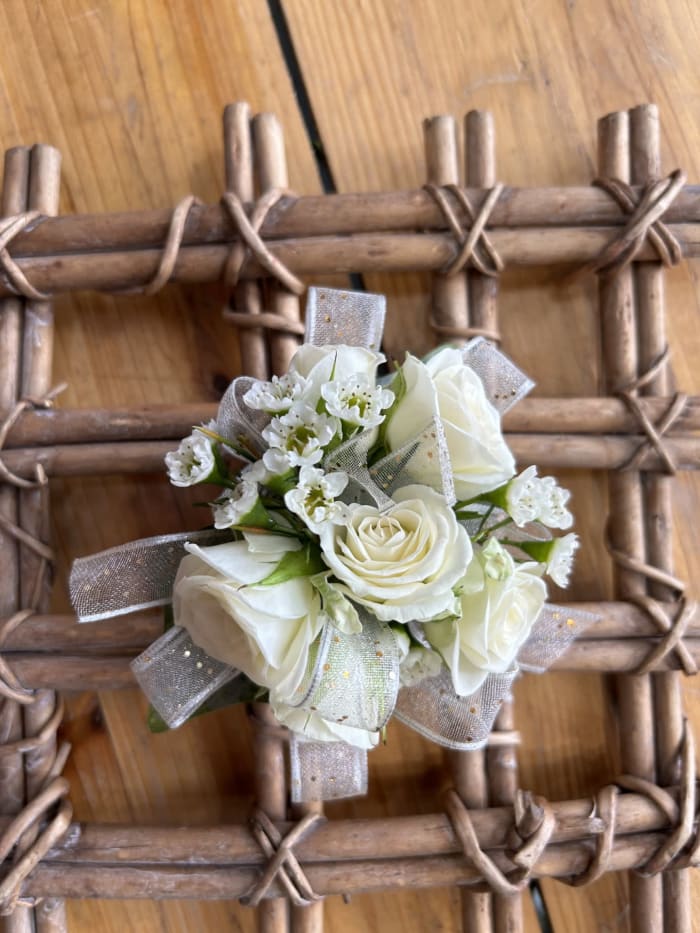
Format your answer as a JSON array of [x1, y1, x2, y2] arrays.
[[122, 195, 200, 296], [221, 188, 305, 295], [606, 529, 698, 676], [444, 787, 555, 895], [0, 212, 51, 301], [579, 169, 685, 278], [445, 721, 699, 894], [616, 347, 687, 474], [0, 771, 72, 915], [242, 809, 324, 908], [0, 387, 66, 702], [424, 182, 505, 277]]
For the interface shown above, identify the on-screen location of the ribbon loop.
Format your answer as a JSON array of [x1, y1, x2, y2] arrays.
[[70, 529, 227, 622], [304, 287, 386, 350], [290, 736, 368, 802], [131, 625, 238, 728]]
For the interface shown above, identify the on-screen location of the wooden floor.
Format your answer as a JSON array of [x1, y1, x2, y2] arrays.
[[1, 0, 700, 929]]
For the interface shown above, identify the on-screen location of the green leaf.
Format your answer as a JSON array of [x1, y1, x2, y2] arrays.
[[257, 543, 325, 586], [147, 674, 268, 733]]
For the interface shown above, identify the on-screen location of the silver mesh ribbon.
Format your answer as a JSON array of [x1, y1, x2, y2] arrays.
[[304, 286, 386, 350], [324, 428, 390, 506], [70, 529, 226, 622], [131, 625, 238, 728], [394, 667, 518, 751], [289, 735, 368, 802], [370, 416, 456, 506], [463, 338, 534, 413], [290, 613, 400, 732], [216, 376, 269, 452], [517, 602, 599, 673]]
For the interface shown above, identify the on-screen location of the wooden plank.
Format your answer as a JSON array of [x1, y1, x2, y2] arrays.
[[281, 1, 700, 929]]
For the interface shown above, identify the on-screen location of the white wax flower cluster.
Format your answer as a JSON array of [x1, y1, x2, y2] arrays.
[[164, 337, 580, 748]]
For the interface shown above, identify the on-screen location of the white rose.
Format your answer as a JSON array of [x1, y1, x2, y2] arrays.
[[173, 534, 323, 703], [289, 343, 385, 404], [385, 348, 515, 500], [425, 538, 547, 696], [319, 484, 472, 623], [271, 701, 379, 749]]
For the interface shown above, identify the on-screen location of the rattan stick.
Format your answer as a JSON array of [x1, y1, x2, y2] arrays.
[[466, 111, 499, 342], [4, 784, 686, 864], [2, 601, 693, 654], [11, 831, 688, 901], [251, 703, 289, 933], [224, 103, 268, 380], [252, 114, 302, 376], [7, 186, 700, 259], [4, 397, 699, 447], [424, 113, 490, 933], [17, 143, 65, 933], [600, 109, 663, 931], [424, 116, 470, 343], [4, 225, 700, 300], [8, 633, 700, 692], [630, 103, 691, 933], [0, 146, 33, 933], [463, 106, 519, 933], [6, 432, 700, 480]]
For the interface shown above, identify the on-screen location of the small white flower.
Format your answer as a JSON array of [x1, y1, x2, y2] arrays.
[[505, 465, 540, 526], [505, 467, 573, 530], [243, 372, 308, 413], [241, 459, 273, 485], [212, 481, 260, 529], [538, 477, 574, 529], [321, 375, 394, 429], [262, 403, 338, 473], [285, 466, 349, 533], [165, 433, 216, 487], [546, 533, 579, 587]]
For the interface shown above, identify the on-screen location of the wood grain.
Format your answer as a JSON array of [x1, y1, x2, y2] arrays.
[[0, 1, 699, 931]]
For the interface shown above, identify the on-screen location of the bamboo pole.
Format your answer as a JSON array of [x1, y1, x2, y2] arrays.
[[251, 113, 302, 376], [4, 226, 700, 300], [17, 143, 65, 933], [6, 433, 700, 479], [4, 396, 699, 448], [631, 103, 691, 933], [6, 185, 700, 259], [0, 146, 33, 933], [600, 109, 662, 932], [425, 112, 491, 933]]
